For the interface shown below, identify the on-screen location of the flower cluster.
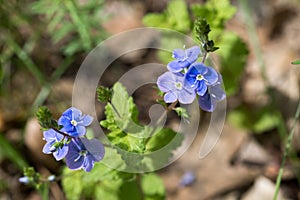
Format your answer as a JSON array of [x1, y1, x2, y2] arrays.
[[42, 107, 105, 172], [157, 46, 225, 112]]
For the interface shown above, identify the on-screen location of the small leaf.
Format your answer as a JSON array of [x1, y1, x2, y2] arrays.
[[292, 60, 300, 65], [142, 173, 165, 199], [173, 107, 190, 122]]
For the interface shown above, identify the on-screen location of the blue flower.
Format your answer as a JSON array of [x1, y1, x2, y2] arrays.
[[167, 46, 201, 73], [19, 176, 30, 184], [65, 138, 105, 172], [185, 62, 218, 96], [157, 71, 196, 104], [58, 107, 93, 137], [179, 171, 196, 187], [42, 129, 69, 161], [198, 74, 226, 112]]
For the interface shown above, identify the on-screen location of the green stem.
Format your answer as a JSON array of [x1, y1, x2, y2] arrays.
[[201, 51, 207, 63], [64, 0, 92, 51], [144, 101, 178, 145], [273, 99, 300, 200], [6, 34, 46, 85]]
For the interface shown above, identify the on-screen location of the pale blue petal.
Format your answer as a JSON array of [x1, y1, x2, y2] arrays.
[[75, 125, 86, 137], [172, 49, 185, 60], [53, 145, 69, 161], [157, 72, 176, 92], [82, 138, 105, 162], [204, 67, 218, 85], [167, 60, 189, 73], [42, 141, 55, 154], [43, 129, 57, 141], [178, 88, 196, 104], [164, 92, 177, 103], [71, 107, 82, 121], [79, 115, 93, 126]]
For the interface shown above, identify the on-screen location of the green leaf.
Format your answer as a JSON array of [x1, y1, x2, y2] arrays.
[[191, 0, 237, 41], [108, 129, 145, 153], [228, 105, 280, 133], [173, 107, 190, 122], [52, 23, 75, 43], [62, 153, 135, 200], [143, 14, 167, 28], [166, 0, 191, 33], [101, 82, 140, 132], [142, 173, 165, 199], [62, 169, 83, 200], [143, 127, 183, 170], [292, 60, 300, 65], [218, 32, 248, 96], [62, 40, 83, 56], [142, 0, 190, 33], [118, 179, 142, 200]]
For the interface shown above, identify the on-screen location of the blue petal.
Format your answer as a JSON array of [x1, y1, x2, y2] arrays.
[[157, 72, 176, 92], [167, 60, 189, 73], [71, 107, 82, 121], [164, 92, 177, 103], [172, 49, 185, 60], [53, 145, 69, 161], [191, 63, 208, 75], [42, 141, 55, 154], [184, 74, 196, 87], [210, 84, 226, 101], [204, 67, 218, 85], [58, 115, 71, 127], [81, 138, 105, 162], [61, 107, 73, 118], [178, 87, 196, 104], [196, 81, 207, 96], [198, 92, 216, 112], [79, 115, 93, 126], [19, 177, 29, 184], [82, 155, 94, 172], [186, 46, 201, 63], [65, 141, 84, 170], [43, 129, 57, 141], [75, 125, 86, 137]]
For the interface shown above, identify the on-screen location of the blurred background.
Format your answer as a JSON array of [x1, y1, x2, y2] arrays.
[[1, 0, 300, 199]]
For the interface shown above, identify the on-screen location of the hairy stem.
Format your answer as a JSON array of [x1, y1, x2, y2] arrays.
[[273, 99, 300, 200]]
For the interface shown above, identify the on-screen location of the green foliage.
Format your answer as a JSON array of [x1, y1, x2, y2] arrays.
[[100, 82, 140, 133], [191, 0, 237, 40], [143, 0, 190, 33], [97, 86, 112, 103], [292, 60, 300, 65], [173, 107, 190, 122], [35, 106, 60, 130], [228, 105, 280, 133], [143, 0, 248, 96], [100, 82, 183, 171], [30, 0, 107, 55], [194, 17, 219, 52], [218, 32, 248, 95], [0, 133, 28, 170], [142, 173, 165, 200], [62, 160, 165, 200]]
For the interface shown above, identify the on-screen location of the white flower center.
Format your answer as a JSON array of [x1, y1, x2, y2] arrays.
[[175, 82, 183, 90], [196, 74, 204, 81], [71, 119, 78, 126]]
